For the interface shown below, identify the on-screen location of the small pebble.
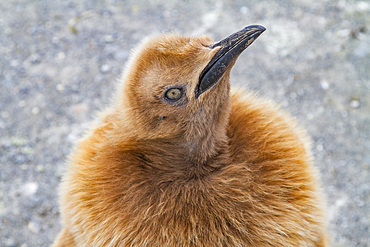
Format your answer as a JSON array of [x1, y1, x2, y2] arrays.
[[36, 165, 45, 172], [240, 6, 249, 14], [56, 84, 65, 92], [51, 36, 59, 44], [132, 5, 139, 12], [103, 34, 114, 43], [320, 80, 329, 90], [71, 103, 89, 114], [349, 98, 361, 109], [57, 52, 65, 60], [100, 64, 111, 73], [31, 107, 40, 115], [21, 146, 34, 155], [316, 144, 324, 152], [22, 182, 38, 197], [11, 137, 28, 146], [307, 113, 314, 120], [10, 60, 19, 67], [356, 1, 370, 11], [68, 18, 78, 34], [18, 101, 26, 107], [27, 220, 41, 234], [336, 29, 350, 38]]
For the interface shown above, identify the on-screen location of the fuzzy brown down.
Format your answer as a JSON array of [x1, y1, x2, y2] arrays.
[[52, 33, 328, 247]]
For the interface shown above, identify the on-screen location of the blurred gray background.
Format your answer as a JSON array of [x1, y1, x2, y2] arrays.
[[1, 0, 369, 246]]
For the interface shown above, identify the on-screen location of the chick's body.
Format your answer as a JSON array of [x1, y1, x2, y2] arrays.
[[53, 27, 328, 247]]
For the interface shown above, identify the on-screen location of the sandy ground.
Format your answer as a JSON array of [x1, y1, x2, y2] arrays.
[[1, 0, 369, 246]]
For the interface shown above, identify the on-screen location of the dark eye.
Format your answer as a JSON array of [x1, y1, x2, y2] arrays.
[[164, 87, 183, 101]]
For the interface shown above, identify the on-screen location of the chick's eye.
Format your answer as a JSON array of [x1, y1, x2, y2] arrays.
[[165, 87, 183, 101]]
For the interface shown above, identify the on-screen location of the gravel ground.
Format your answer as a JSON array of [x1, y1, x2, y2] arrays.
[[1, 0, 369, 246]]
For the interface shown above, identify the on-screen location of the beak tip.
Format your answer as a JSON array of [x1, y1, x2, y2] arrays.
[[246, 24, 266, 33], [196, 24, 266, 98], [258, 25, 266, 32]]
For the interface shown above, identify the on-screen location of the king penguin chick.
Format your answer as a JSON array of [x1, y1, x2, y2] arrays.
[[52, 25, 328, 247]]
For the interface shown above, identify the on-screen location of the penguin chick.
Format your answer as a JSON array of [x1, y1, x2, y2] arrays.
[[52, 25, 328, 247]]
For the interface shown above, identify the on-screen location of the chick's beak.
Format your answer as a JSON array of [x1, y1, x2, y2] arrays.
[[195, 25, 266, 98]]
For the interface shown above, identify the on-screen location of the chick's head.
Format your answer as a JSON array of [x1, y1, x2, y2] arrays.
[[116, 26, 265, 142], [117, 34, 228, 140]]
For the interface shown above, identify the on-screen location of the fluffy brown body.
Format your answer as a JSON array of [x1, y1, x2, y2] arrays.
[[52, 33, 328, 246]]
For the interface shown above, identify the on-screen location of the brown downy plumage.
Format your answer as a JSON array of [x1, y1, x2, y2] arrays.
[[52, 25, 328, 246]]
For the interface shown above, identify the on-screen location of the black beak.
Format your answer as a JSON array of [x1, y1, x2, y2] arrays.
[[195, 25, 266, 98]]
